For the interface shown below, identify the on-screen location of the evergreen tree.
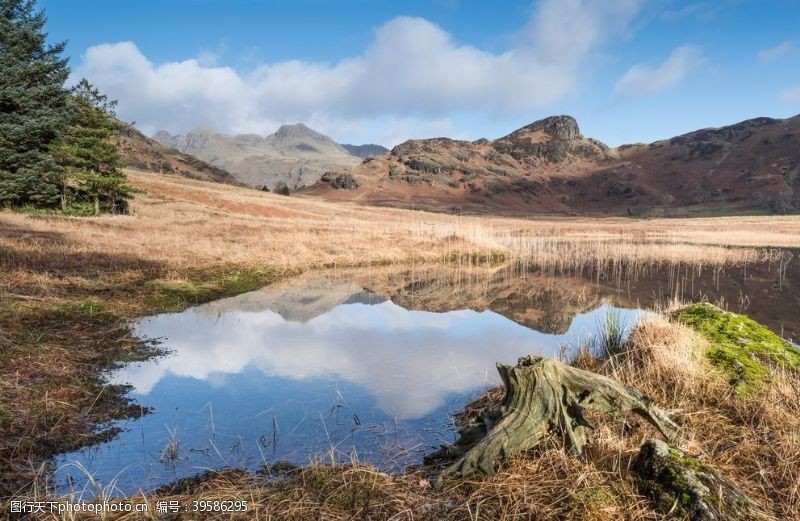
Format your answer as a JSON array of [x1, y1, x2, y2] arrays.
[[0, 0, 70, 208], [52, 79, 131, 214]]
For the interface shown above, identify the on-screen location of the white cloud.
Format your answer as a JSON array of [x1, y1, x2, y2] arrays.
[[758, 41, 794, 63], [74, 1, 646, 145], [116, 282, 638, 419], [780, 86, 800, 103], [614, 45, 702, 96]]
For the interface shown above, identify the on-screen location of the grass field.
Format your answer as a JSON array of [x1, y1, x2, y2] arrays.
[[2, 170, 800, 519]]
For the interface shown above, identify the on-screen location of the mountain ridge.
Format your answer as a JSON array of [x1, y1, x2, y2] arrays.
[[154, 124, 362, 190], [341, 143, 389, 159], [305, 114, 800, 216]]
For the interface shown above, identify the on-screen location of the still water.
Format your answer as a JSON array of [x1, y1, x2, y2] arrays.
[[53, 273, 647, 497], [52, 259, 798, 497]]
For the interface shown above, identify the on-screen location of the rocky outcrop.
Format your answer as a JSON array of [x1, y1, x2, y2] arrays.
[[492, 115, 610, 163], [309, 113, 800, 216], [634, 439, 765, 520], [320, 171, 359, 190]]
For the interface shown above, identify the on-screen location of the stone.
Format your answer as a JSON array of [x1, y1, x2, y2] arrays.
[[633, 439, 765, 520]]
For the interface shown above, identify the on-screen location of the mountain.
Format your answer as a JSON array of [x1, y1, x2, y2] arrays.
[[153, 123, 361, 190], [341, 143, 389, 159], [119, 122, 241, 185], [304, 114, 800, 215]]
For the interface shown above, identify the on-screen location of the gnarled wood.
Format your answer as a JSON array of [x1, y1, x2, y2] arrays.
[[428, 355, 678, 481]]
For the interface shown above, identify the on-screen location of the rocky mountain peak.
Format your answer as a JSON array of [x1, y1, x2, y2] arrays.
[[272, 123, 327, 143], [493, 115, 607, 163], [513, 115, 581, 141]]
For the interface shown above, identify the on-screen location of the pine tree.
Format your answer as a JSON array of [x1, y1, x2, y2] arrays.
[[0, 0, 70, 209], [52, 79, 131, 214]]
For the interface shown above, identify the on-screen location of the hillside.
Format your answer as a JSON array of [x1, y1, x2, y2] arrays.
[[153, 124, 361, 190], [119, 122, 241, 185], [305, 115, 800, 216]]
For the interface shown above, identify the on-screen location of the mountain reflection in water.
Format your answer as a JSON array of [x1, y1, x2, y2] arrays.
[[53, 271, 646, 496], [53, 257, 797, 497]]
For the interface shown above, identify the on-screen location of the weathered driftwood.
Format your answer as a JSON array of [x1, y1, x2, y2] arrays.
[[634, 439, 766, 520], [428, 355, 678, 481]]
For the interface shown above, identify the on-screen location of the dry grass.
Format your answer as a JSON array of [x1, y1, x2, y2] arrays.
[[2, 171, 800, 518], [2, 170, 797, 275], [18, 314, 799, 520]]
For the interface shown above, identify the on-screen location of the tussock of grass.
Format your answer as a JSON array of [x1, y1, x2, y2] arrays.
[[673, 302, 800, 394]]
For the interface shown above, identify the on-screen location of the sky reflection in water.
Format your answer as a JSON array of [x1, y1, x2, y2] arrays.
[[53, 277, 646, 496]]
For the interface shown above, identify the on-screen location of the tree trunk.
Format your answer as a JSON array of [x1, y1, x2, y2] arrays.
[[428, 355, 678, 481], [93, 195, 99, 215]]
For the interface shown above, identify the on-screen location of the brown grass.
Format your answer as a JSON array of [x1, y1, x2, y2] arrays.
[[2, 170, 798, 274], [18, 315, 799, 520], [2, 170, 799, 518]]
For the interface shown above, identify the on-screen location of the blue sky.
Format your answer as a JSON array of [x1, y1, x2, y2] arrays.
[[40, 0, 800, 146]]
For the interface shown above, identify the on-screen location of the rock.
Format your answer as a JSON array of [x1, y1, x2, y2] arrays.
[[492, 115, 610, 163], [633, 439, 765, 520], [320, 172, 359, 190], [518, 115, 582, 140]]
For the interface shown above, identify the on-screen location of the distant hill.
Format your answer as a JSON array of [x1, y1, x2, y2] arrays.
[[304, 114, 800, 216], [119, 122, 241, 185], [341, 143, 389, 159], [153, 124, 360, 190]]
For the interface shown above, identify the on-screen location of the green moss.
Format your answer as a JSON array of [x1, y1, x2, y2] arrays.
[[673, 302, 800, 394], [145, 268, 277, 310], [565, 486, 619, 516], [59, 299, 106, 315], [667, 447, 705, 473]]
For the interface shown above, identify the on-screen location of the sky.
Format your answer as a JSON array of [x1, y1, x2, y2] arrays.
[[39, 0, 800, 147]]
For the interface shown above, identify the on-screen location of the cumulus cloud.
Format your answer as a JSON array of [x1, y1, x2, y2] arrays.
[[758, 41, 795, 63], [74, 1, 645, 144], [780, 86, 800, 103], [614, 45, 702, 96]]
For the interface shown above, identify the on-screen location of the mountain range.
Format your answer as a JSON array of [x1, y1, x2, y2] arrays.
[[129, 114, 800, 215], [306, 114, 800, 216], [153, 124, 384, 190]]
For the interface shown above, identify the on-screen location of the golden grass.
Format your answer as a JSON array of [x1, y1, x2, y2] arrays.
[[2, 170, 797, 276], [2, 171, 800, 519]]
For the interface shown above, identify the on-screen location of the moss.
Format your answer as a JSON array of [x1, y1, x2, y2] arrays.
[[674, 302, 800, 394], [145, 267, 277, 310], [635, 439, 762, 519], [667, 447, 705, 473], [565, 486, 619, 517], [59, 299, 107, 315]]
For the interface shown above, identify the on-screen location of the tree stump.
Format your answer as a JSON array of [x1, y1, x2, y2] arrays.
[[428, 355, 678, 481], [634, 439, 766, 520]]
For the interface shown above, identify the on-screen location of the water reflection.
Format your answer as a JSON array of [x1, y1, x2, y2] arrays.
[[54, 273, 646, 496]]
